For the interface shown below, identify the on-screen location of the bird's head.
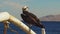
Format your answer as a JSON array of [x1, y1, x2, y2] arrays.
[[22, 6, 29, 11]]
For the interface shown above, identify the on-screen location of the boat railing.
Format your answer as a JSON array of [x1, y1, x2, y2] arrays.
[[0, 12, 36, 34]]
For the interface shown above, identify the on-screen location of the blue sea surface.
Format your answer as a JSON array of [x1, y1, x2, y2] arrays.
[[0, 21, 60, 34]]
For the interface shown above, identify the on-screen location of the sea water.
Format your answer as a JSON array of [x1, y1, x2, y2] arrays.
[[0, 21, 60, 34]]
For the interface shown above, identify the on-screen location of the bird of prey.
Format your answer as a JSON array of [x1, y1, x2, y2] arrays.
[[21, 6, 45, 28]]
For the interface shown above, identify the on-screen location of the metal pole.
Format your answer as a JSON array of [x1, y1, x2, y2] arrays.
[[0, 12, 36, 34], [8, 15, 36, 34], [41, 28, 46, 34], [3, 21, 9, 34]]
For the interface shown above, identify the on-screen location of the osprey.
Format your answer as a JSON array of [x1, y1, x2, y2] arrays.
[[21, 6, 45, 28]]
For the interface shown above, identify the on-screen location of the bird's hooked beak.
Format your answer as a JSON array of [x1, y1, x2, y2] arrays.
[[22, 6, 29, 11]]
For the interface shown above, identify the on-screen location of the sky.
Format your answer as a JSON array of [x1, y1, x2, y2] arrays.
[[0, 0, 60, 20]]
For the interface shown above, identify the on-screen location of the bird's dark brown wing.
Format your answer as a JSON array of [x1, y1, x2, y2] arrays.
[[29, 12, 45, 28], [21, 14, 32, 23], [29, 13, 40, 22], [28, 15, 45, 28], [21, 14, 27, 21], [23, 11, 40, 23], [21, 13, 45, 28], [21, 13, 37, 24]]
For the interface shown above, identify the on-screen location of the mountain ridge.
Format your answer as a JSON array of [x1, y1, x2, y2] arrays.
[[40, 15, 60, 21]]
